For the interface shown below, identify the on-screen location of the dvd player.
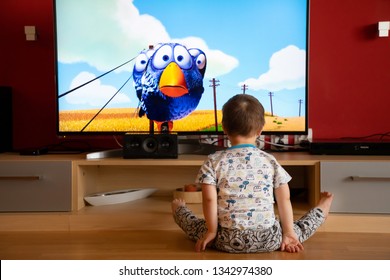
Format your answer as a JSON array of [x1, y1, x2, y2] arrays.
[[309, 139, 390, 155]]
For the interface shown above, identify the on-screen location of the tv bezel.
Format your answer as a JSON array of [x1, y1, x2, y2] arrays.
[[53, 0, 309, 137]]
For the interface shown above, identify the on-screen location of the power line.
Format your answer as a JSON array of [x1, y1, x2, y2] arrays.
[[80, 74, 133, 132], [58, 56, 136, 99]]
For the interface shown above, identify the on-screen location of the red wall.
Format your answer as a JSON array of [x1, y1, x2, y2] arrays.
[[1, 0, 390, 150], [1, 1, 58, 150], [309, 0, 390, 139]]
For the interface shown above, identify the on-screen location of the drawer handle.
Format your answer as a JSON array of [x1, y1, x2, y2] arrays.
[[0, 176, 41, 181], [350, 176, 390, 181]]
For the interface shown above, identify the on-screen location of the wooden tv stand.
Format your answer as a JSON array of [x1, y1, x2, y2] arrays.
[[1, 152, 389, 233], [73, 152, 322, 210]]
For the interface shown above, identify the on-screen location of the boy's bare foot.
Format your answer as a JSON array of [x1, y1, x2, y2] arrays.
[[316, 192, 334, 218], [171, 198, 186, 214]]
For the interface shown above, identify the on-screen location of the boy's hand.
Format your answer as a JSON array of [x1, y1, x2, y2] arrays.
[[195, 232, 216, 252], [281, 232, 304, 253]]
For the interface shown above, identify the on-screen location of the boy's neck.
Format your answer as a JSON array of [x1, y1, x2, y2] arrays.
[[228, 135, 258, 147]]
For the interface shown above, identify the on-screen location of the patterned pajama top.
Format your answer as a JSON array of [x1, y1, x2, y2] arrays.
[[196, 144, 292, 231]]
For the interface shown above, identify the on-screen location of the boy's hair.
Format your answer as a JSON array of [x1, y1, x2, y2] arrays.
[[222, 94, 265, 137]]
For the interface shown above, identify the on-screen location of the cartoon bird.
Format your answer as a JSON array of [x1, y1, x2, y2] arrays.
[[132, 43, 207, 131], [132, 46, 158, 103]]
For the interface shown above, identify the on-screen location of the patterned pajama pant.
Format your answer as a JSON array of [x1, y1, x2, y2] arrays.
[[173, 206, 326, 253]]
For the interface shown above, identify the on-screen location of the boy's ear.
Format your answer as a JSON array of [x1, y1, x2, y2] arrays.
[[258, 123, 265, 136]]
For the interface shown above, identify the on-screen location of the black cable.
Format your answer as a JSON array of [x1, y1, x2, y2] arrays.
[[80, 74, 133, 132], [58, 56, 136, 99], [340, 131, 390, 141]]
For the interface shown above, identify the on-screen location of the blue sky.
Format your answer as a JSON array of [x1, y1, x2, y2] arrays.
[[56, 0, 307, 117]]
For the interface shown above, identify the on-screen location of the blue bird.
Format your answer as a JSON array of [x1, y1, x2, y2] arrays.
[[132, 47, 157, 103], [132, 43, 207, 131]]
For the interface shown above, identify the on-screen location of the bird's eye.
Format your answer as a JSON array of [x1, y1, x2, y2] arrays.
[[134, 53, 149, 72], [189, 48, 206, 70], [195, 54, 206, 70], [174, 45, 192, 70], [152, 44, 173, 70]]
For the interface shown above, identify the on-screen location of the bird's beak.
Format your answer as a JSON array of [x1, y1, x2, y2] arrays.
[[159, 62, 188, 98]]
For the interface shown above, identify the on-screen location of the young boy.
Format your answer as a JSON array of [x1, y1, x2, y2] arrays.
[[172, 94, 333, 253]]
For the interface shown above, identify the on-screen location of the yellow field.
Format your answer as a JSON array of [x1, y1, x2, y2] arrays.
[[59, 108, 305, 132], [264, 115, 306, 132], [59, 108, 223, 132]]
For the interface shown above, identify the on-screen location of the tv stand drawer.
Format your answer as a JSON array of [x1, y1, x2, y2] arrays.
[[321, 161, 390, 214], [0, 161, 72, 212]]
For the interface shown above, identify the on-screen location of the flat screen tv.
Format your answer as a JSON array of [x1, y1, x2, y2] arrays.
[[54, 0, 309, 137]]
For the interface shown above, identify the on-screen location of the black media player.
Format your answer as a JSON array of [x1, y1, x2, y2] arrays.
[[309, 139, 390, 155]]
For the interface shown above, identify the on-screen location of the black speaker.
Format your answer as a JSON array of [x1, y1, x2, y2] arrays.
[[0, 87, 12, 153], [123, 133, 178, 159]]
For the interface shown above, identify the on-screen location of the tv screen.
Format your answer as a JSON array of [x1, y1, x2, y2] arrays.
[[54, 0, 308, 136]]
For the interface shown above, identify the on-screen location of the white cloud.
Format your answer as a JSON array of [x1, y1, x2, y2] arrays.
[[57, 0, 238, 77], [239, 45, 306, 92], [173, 37, 239, 79], [66, 72, 131, 107]]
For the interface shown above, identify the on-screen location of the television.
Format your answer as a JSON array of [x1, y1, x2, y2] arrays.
[[54, 0, 309, 139]]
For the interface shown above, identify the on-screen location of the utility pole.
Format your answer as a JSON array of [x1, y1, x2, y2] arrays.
[[209, 78, 220, 132], [241, 84, 248, 94], [298, 99, 303, 117], [268, 92, 274, 116]]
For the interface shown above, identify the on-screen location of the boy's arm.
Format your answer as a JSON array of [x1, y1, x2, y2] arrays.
[[274, 184, 304, 253], [195, 183, 218, 252]]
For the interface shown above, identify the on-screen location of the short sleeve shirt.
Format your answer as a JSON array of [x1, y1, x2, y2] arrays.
[[196, 144, 292, 230]]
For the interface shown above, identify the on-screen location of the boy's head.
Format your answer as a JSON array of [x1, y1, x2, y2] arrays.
[[222, 94, 265, 137]]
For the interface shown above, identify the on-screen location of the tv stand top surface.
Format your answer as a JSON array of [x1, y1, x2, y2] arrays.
[[2, 151, 390, 167]]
